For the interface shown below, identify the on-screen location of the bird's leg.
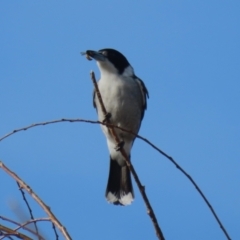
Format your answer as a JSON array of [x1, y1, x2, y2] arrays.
[[103, 112, 111, 123], [115, 140, 125, 151]]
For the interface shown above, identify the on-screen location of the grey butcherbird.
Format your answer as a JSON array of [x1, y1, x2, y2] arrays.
[[84, 48, 149, 205]]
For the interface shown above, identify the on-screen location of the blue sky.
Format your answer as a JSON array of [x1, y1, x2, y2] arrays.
[[1, 1, 239, 239]]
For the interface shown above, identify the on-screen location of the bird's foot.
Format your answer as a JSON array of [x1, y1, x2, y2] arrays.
[[103, 112, 111, 123], [115, 141, 125, 151]]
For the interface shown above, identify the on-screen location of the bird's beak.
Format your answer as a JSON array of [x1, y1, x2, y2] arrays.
[[83, 50, 106, 62]]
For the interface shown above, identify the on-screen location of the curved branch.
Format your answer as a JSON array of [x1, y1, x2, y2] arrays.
[[0, 110, 231, 237], [0, 119, 231, 239], [13, 218, 49, 234], [0, 119, 99, 142]]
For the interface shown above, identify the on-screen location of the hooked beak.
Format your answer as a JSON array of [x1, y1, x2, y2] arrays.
[[82, 50, 106, 62]]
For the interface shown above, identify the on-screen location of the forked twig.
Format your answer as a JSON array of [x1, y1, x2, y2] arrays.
[[0, 224, 32, 240], [0, 162, 72, 240], [12, 218, 49, 235], [0, 215, 43, 239], [0, 218, 49, 240], [90, 71, 165, 240]]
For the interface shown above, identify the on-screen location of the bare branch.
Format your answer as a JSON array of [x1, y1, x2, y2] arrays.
[[13, 218, 49, 235], [0, 162, 72, 240], [0, 216, 42, 239], [16, 182, 40, 240], [0, 218, 49, 240], [0, 118, 231, 239], [0, 119, 100, 142], [0, 104, 231, 238], [0, 229, 14, 240], [126, 134, 232, 240], [0, 224, 32, 240]]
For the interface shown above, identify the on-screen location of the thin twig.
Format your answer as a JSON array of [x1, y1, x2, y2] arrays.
[[16, 182, 40, 240], [0, 119, 100, 142], [90, 71, 165, 240], [0, 218, 49, 240], [0, 162, 72, 240], [51, 223, 59, 240], [0, 216, 43, 239], [0, 229, 14, 240], [12, 218, 49, 235], [0, 224, 32, 240]]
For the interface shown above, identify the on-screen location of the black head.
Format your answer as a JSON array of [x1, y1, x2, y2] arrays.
[[85, 48, 131, 75], [98, 48, 130, 74]]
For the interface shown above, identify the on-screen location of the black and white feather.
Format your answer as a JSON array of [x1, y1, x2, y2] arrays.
[[85, 48, 149, 205]]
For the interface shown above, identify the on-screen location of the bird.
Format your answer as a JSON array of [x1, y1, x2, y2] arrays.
[[84, 48, 149, 205]]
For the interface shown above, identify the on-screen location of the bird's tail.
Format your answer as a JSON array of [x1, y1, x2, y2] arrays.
[[105, 158, 134, 206]]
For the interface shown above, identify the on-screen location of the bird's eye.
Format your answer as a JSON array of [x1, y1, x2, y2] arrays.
[[101, 51, 107, 56]]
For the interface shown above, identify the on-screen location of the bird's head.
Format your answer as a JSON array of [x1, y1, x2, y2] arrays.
[[83, 48, 134, 77]]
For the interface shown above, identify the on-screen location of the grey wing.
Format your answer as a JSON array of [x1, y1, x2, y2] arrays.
[[134, 77, 149, 120]]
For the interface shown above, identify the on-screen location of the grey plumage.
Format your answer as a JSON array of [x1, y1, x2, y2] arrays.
[[85, 48, 148, 205]]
